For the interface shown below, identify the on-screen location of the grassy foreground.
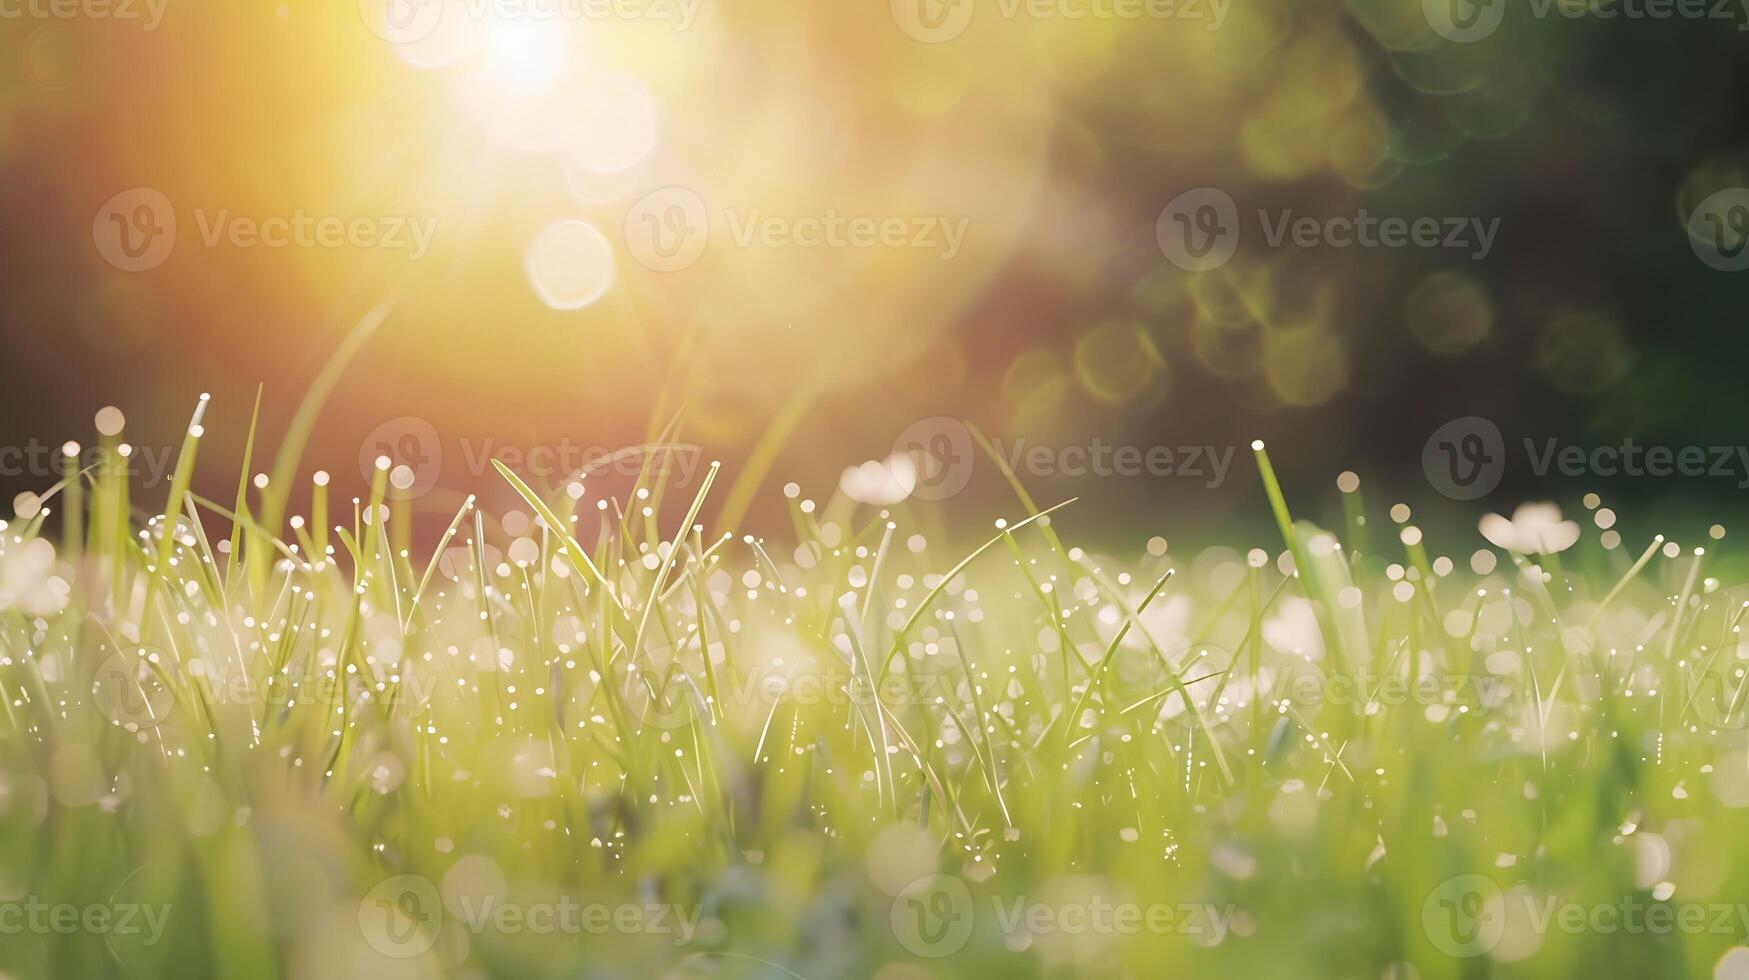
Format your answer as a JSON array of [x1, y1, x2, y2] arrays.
[[2, 398, 1748, 979]]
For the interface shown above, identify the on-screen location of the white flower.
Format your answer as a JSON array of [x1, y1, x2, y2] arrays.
[[1479, 502, 1580, 555], [839, 453, 917, 506]]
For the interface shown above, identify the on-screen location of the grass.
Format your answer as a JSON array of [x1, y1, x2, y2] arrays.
[[2, 387, 1749, 979]]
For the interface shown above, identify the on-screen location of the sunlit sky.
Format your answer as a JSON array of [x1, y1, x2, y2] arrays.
[[2, 0, 1747, 534]]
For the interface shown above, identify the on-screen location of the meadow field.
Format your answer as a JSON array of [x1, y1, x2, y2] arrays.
[[4, 0, 1749, 975], [2, 384, 1747, 980]]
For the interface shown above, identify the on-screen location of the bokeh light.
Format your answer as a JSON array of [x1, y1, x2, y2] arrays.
[[524, 220, 616, 310]]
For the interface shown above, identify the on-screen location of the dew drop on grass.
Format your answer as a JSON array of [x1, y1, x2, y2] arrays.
[[1716, 947, 1749, 980], [12, 492, 41, 519], [94, 406, 124, 436]]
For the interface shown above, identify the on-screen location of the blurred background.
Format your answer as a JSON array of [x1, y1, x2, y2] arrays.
[[3, 0, 1749, 543]]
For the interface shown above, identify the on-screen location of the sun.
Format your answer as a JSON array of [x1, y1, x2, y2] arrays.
[[477, 16, 570, 98]]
